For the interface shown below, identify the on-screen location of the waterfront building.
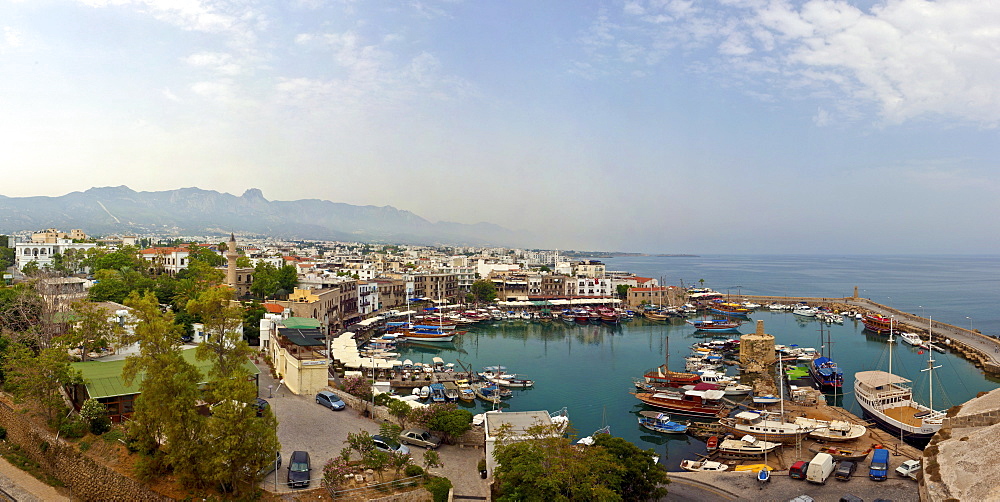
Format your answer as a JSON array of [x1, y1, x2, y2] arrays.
[[412, 272, 458, 302], [572, 260, 606, 278], [626, 286, 673, 308]]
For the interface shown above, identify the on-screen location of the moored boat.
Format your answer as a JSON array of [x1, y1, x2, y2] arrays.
[[633, 387, 727, 417], [861, 313, 893, 334], [794, 417, 867, 442], [808, 355, 844, 390], [716, 434, 782, 459], [686, 318, 742, 333], [680, 459, 729, 472], [719, 411, 814, 444], [637, 411, 689, 434], [807, 444, 875, 462]]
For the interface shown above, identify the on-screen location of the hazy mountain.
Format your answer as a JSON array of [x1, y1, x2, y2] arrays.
[[0, 186, 533, 246]]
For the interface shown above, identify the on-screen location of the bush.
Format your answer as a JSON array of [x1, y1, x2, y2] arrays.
[[404, 464, 424, 477], [58, 417, 87, 439], [0, 426, 6, 440], [424, 476, 452, 502], [89, 416, 111, 435]]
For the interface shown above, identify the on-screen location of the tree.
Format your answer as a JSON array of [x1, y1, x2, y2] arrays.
[[90, 246, 145, 273], [186, 286, 248, 382], [173, 260, 224, 308], [21, 261, 39, 276], [250, 262, 280, 299], [412, 403, 473, 443], [60, 300, 126, 361], [187, 246, 225, 267], [202, 377, 279, 496], [2, 341, 81, 423], [122, 291, 205, 486], [470, 280, 497, 303], [388, 399, 412, 428], [616, 284, 631, 301], [276, 264, 298, 292]]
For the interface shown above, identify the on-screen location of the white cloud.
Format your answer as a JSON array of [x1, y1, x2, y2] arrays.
[[585, 0, 1000, 126], [2, 26, 23, 50]]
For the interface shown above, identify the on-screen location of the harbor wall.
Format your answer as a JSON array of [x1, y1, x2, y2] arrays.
[[739, 295, 1000, 376]]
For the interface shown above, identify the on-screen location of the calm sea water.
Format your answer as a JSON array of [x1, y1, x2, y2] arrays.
[[394, 255, 1000, 468]]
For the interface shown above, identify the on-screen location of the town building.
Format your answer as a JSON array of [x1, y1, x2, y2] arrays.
[[14, 240, 97, 271]]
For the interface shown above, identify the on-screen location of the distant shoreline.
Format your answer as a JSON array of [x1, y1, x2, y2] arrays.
[[566, 252, 699, 258]]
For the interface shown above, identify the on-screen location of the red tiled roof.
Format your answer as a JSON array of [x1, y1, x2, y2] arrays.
[[263, 303, 284, 314], [140, 247, 189, 254]]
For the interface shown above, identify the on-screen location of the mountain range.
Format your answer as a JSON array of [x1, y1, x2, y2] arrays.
[[0, 186, 533, 247]]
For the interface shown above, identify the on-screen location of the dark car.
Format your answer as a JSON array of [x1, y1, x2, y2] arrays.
[[259, 451, 281, 477], [287, 451, 311, 488], [399, 428, 442, 449], [316, 390, 346, 411], [835, 460, 857, 481], [789, 460, 807, 479], [372, 434, 410, 455], [254, 398, 269, 417]]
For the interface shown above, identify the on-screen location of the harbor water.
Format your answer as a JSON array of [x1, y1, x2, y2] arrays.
[[394, 255, 1000, 469]]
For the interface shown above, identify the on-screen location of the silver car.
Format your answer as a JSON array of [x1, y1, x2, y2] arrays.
[[399, 428, 442, 449]]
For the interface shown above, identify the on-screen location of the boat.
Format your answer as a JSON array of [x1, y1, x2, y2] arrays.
[[398, 328, 458, 343], [456, 380, 476, 401], [705, 435, 719, 451], [792, 306, 818, 317], [854, 323, 945, 448], [418, 386, 430, 400], [576, 425, 610, 446], [410, 387, 421, 397], [637, 411, 689, 434], [633, 387, 727, 418], [750, 394, 781, 405], [679, 459, 729, 472], [716, 434, 782, 459], [441, 381, 460, 401], [861, 313, 894, 334], [807, 444, 875, 462], [638, 334, 703, 388], [794, 417, 867, 442], [686, 318, 742, 333], [734, 464, 773, 473], [808, 356, 844, 390], [894, 331, 919, 345], [429, 383, 447, 403], [719, 411, 815, 444], [721, 383, 753, 396]]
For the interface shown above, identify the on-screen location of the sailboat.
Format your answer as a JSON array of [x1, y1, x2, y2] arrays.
[[853, 317, 945, 448], [720, 353, 815, 443]]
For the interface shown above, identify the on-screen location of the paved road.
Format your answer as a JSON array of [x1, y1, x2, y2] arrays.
[[255, 363, 489, 499], [666, 468, 919, 502], [0, 456, 70, 502]]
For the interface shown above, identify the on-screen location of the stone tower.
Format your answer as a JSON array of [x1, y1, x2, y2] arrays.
[[739, 319, 776, 373], [226, 233, 238, 288]]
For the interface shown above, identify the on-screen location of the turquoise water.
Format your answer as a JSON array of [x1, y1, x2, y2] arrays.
[[396, 314, 995, 469]]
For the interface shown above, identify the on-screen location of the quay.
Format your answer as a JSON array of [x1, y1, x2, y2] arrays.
[[737, 292, 1000, 375]]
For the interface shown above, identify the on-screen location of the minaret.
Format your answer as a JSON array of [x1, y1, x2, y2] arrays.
[[226, 233, 238, 288]]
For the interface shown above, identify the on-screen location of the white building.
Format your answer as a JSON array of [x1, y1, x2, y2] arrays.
[[139, 246, 191, 275], [483, 410, 568, 477], [357, 281, 379, 317], [14, 240, 97, 271]]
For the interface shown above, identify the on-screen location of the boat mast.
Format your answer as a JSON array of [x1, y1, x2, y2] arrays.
[[888, 316, 894, 376], [922, 316, 941, 412]]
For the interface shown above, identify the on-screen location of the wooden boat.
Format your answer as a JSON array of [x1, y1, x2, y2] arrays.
[[807, 444, 875, 462], [680, 459, 729, 472], [705, 435, 719, 451], [686, 318, 742, 333], [456, 380, 476, 401], [643, 309, 669, 321], [633, 388, 727, 418], [637, 411, 689, 434], [861, 313, 893, 334], [719, 411, 814, 444], [809, 355, 844, 390], [794, 417, 867, 442], [716, 435, 782, 459]]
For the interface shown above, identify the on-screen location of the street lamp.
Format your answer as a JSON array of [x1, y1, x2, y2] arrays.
[[967, 316, 973, 332]]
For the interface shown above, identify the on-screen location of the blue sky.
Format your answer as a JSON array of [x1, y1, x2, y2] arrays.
[[2, 0, 999, 254]]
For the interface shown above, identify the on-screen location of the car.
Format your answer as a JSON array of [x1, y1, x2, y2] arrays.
[[399, 428, 442, 449], [839, 496, 863, 502], [835, 460, 856, 481], [254, 397, 269, 417], [316, 390, 346, 410], [788, 460, 807, 479], [372, 434, 410, 455], [259, 451, 281, 477], [896, 459, 921, 479], [287, 451, 311, 488]]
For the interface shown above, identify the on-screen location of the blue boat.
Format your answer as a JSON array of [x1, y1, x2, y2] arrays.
[[637, 411, 690, 434], [429, 383, 447, 403], [809, 356, 844, 390]]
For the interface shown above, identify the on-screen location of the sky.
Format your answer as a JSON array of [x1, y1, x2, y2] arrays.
[[2, 0, 999, 254]]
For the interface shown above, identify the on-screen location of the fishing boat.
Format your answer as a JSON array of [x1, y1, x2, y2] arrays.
[[861, 313, 894, 334], [686, 318, 742, 333], [639, 334, 703, 388], [441, 381, 460, 401], [456, 380, 476, 401], [807, 444, 875, 462], [632, 387, 727, 418], [794, 417, 867, 442], [637, 411, 689, 434], [750, 394, 781, 405], [808, 356, 844, 390], [398, 328, 458, 343], [705, 435, 719, 451], [719, 411, 815, 444], [680, 459, 729, 472], [716, 435, 782, 459], [854, 324, 945, 448], [429, 383, 447, 403]]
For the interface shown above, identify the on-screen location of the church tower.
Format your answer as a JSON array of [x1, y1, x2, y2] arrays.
[[226, 233, 238, 288]]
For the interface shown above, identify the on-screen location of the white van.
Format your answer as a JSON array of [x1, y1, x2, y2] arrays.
[[806, 452, 835, 484]]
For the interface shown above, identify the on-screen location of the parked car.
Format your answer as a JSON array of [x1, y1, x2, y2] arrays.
[[287, 451, 311, 488], [259, 451, 281, 476], [789, 460, 807, 479], [254, 398, 269, 417], [372, 434, 410, 455], [399, 428, 442, 449], [316, 391, 346, 411], [896, 459, 921, 479], [835, 460, 856, 481]]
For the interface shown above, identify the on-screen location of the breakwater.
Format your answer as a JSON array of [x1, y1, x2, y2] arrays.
[[738, 294, 1000, 376]]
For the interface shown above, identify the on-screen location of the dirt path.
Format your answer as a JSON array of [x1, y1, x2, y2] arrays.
[[0, 456, 72, 501]]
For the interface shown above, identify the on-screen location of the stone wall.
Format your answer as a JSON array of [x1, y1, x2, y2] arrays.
[[0, 395, 169, 502], [944, 409, 1000, 429]]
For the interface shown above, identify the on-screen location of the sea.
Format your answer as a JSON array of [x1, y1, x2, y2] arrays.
[[393, 255, 1000, 469]]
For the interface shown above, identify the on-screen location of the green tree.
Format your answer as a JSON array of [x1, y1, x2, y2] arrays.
[[470, 280, 497, 303], [388, 399, 412, 428], [122, 291, 205, 486], [616, 284, 631, 301], [88, 269, 136, 303], [2, 342, 81, 422], [592, 434, 668, 500], [276, 264, 298, 292], [91, 246, 145, 273], [60, 300, 126, 361], [250, 262, 280, 299], [173, 260, 224, 308], [203, 377, 279, 496], [412, 403, 472, 443], [0, 247, 14, 269], [21, 261, 39, 276], [187, 246, 225, 267], [236, 256, 252, 268], [186, 286, 248, 382]]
